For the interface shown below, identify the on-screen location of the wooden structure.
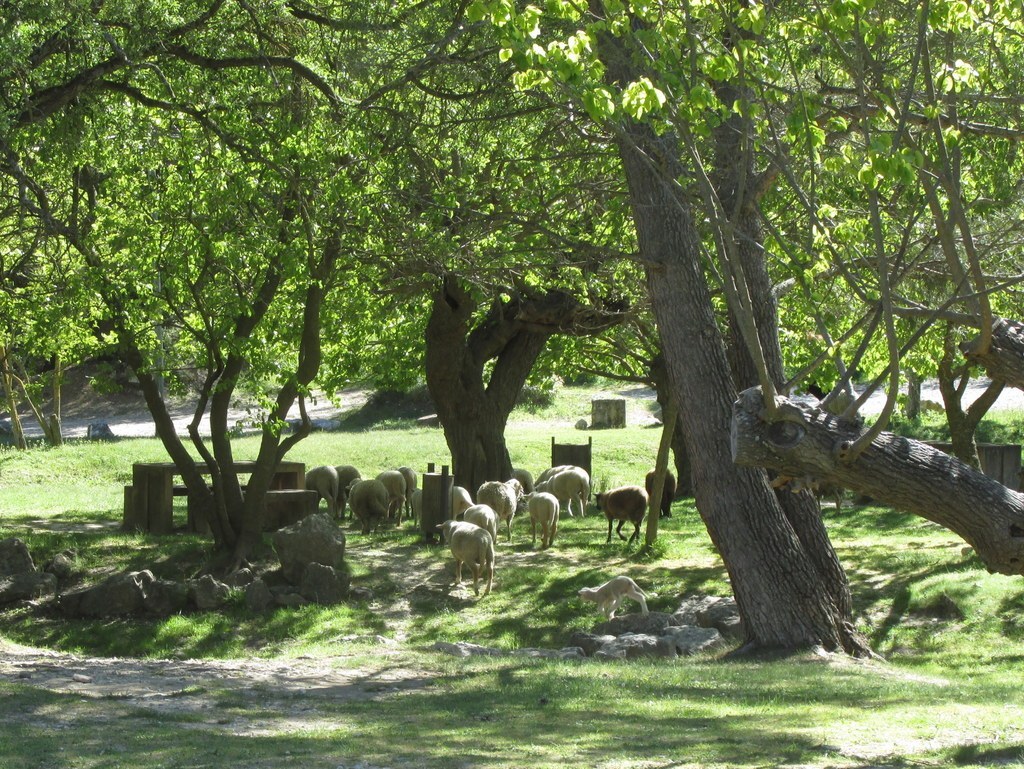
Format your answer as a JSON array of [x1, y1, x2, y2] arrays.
[[551, 436, 592, 480], [420, 463, 453, 543], [926, 442, 1021, 491], [591, 398, 626, 429], [123, 460, 307, 534]]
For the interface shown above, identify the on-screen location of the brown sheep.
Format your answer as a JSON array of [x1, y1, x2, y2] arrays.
[[644, 469, 677, 518], [596, 485, 649, 545]]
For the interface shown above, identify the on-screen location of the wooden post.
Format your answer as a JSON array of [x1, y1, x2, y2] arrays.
[[420, 463, 452, 543], [645, 399, 677, 549]]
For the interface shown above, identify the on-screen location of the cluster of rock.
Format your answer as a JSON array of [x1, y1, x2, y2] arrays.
[[0, 513, 350, 618], [432, 595, 744, 660]]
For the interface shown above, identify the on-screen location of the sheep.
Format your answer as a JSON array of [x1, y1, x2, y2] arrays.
[[436, 520, 495, 596], [535, 465, 573, 485], [397, 466, 417, 518], [461, 503, 499, 541], [525, 491, 559, 549], [535, 466, 590, 518], [511, 467, 535, 494], [334, 465, 362, 518], [375, 470, 407, 524], [409, 488, 423, 524], [477, 480, 519, 541], [451, 485, 474, 519], [348, 478, 390, 534], [595, 484, 649, 545], [645, 469, 677, 518], [305, 465, 340, 517]]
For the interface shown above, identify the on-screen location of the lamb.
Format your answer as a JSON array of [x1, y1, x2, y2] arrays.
[[595, 484, 649, 545], [450, 485, 474, 519], [511, 467, 535, 494], [645, 469, 677, 518], [535, 466, 591, 518], [535, 465, 573, 485], [397, 466, 417, 518], [525, 491, 559, 549], [476, 480, 520, 541], [578, 575, 649, 618], [348, 478, 390, 534], [305, 465, 340, 517], [334, 465, 362, 518], [462, 503, 499, 542], [409, 488, 422, 524], [375, 470, 407, 524], [436, 519, 495, 596]]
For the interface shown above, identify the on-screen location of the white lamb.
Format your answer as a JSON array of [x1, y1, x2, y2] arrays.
[[436, 520, 495, 596], [409, 488, 422, 524], [525, 491, 559, 549], [535, 466, 590, 518], [375, 469, 407, 524], [305, 465, 340, 517], [477, 480, 519, 541], [462, 503, 499, 542], [334, 465, 362, 518], [348, 478, 390, 534], [535, 465, 573, 485], [450, 485, 474, 519], [397, 466, 417, 518]]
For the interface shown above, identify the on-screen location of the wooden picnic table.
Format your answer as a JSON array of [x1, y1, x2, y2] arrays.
[[123, 460, 306, 534]]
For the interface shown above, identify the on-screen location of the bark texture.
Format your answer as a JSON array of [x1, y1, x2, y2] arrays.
[[963, 317, 1024, 390], [732, 386, 1024, 575]]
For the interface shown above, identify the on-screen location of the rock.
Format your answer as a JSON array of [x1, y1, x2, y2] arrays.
[[273, 590, 309, 607], [575, 419, 589, 430], [348, 586, 374, 602], [272, 513, 346, 584], [594, 633, 676, 660], [86, 422, 115, 440], [567, 631, 617, 657], [695, 599, 744, 641], [431, 641, 503, 658], [299, 562, 350, 605], [673, 595, 729, 626], [58, 570, 157, 617], [0, 572, 57, 606], [592, 611, 677, 637], [189, 575, 231, 610], [513, 647, 586, 659], [0, 538, 35, 577], [143, 579, 190, 615], [245, 579, 274, 612], [43, 552, 75, 581], [223, 568, 255, 588], [661, 625, 726, 656]]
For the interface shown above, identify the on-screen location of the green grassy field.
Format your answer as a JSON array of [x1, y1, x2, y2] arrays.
[[1, 386, 1024, 768]]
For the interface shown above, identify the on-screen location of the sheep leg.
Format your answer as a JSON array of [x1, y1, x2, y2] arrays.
[[616, 519, 628, 541], [471, 564, 480, 595], [454, 559, 463, 586], [606, 518, 614, 543], [628, 522, 641, 545], [628, 588, 649, 615]]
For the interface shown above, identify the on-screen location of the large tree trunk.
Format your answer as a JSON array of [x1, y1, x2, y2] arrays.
[[731, 386, 1024, 575], [963, 317, 1024, 390]]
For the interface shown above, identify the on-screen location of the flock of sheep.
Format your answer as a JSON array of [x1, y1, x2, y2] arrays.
[[304, 462, 677, 598]]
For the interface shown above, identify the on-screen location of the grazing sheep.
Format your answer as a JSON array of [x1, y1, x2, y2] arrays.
[[375, 470, 407, 523], [645, 469, 677, 518], [511, 467, 535, 494], [525, 491, 560, 549], [477, 480, 519, 541], [535, 465, 573, 485], [409, 488, 422, 524], [397, 466, 418, 518], [348, 478, 390, 534], [451, 485, 474, 518], [535, 466, 591, 518], [334, 465, 362, 518], [436, 520, 495, 596], [305, 465, 340, 517], [596, 484, 649, 545], [462, 503, 499, 542]]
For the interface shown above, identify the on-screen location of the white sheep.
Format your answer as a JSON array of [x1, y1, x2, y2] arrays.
[[595, 484, 649, 545], [511, 467, 535, 494], [477, 480, 519, 541], [305, 465, 340, 517], [462, 503, 499, 542], [348, 478, 390, 534], [525, 491, 559, 549], [535, 466, 590, 518], [334, 465, 362, 518], [451, 485, 474, 519], [436, 519, 495, 596], [409, 488, 423, 524], [375, 469, 407, 524], [397, 466, 418, 518], [535, 465, 573, 485]]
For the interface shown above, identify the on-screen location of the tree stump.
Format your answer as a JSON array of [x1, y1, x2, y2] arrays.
[[591, 398, 626, 429]]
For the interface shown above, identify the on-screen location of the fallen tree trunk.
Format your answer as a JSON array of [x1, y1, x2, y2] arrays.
[[730, 386, 1024, 576], [962, 317, 1024, 391]]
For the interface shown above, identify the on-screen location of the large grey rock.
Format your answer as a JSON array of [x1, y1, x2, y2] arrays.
[[0, 538, 35, 577], [143, 579, 190, 615], [594, 633, 676, 660], [695, 599, 744, 641], [189, 575, 231, 610], [662, 625, 726, 656], [568, 631, 617, 657], [58, 570, 156, 617], [0, 572, 57, 605], [43, 552, 75, 581], [592, 611, 677, 637], [245, 579, 274, 612], [299, 562, 350, 605], [431, 641, 503, 658], [272, 513, 346, 584], [86, 422, 115, 440]]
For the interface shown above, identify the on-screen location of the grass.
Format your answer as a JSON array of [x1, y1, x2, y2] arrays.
[[2, 383, 1024, 767]]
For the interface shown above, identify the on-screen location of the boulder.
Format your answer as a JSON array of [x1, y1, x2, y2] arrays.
[[43, 552, 75, 581], [189, 575, 231, 610], [592, 611, 677, 637], [86, 422, 116, 440], [0, 538, 35, 577], [245, 579, 274, 612], [661, 626, 726, 656], [567, 631, 617, 657], [142, 578, 190, 615], [299, 562, 350, 605], [431, 641, 503, 658], [0, 572, 57, 606], [272, 513, 346, 584], [594, 633, 676, 660], [695, 600, 744, 641], [58, 570, 156, 617]]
